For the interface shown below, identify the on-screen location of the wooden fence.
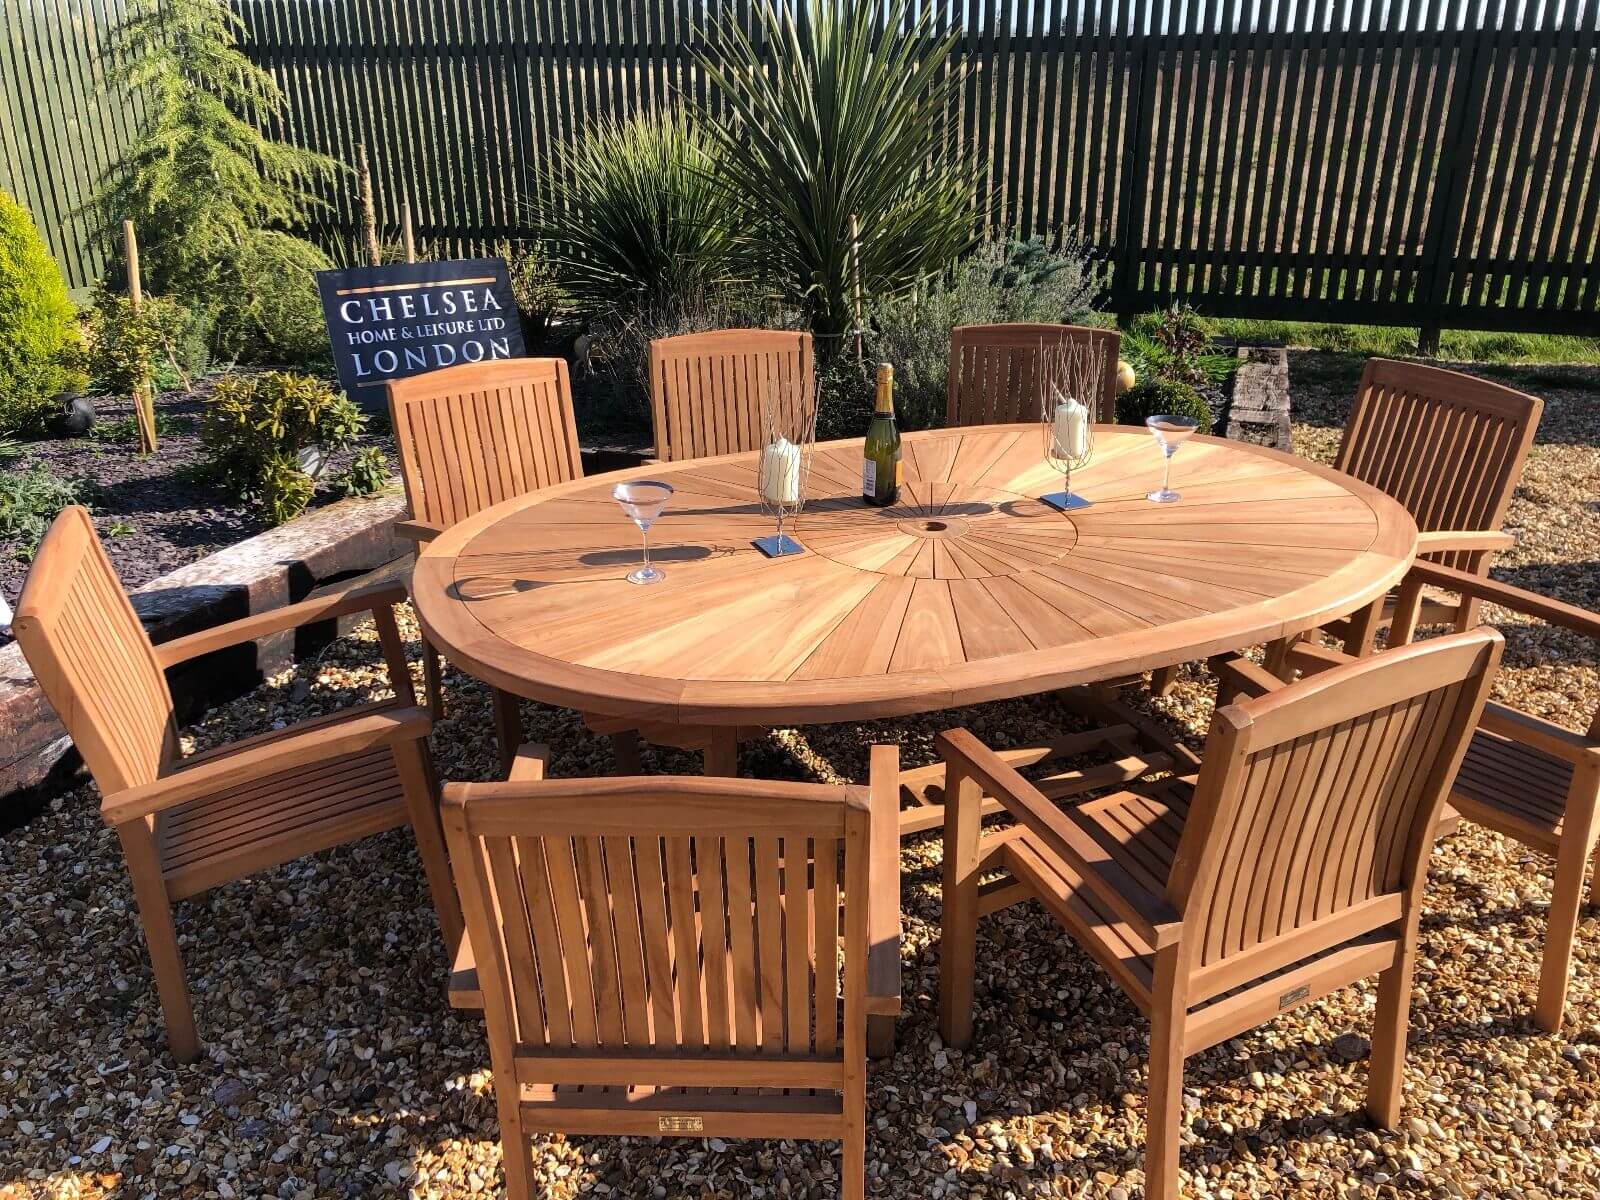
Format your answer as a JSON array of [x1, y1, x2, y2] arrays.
[[3, 0, 1598, 335]]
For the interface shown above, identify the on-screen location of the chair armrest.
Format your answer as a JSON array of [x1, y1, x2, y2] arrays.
[[1215, 657, 1288, 702], [866, 743, 901, 1017], [395, 519, 445, 544], [937, 728, 1183, 950], [508, 742, 551, 782], [1480, 702, 1600, 766], [1399, 562, 1600, 640], [1415, 529, 1516, 555], [102, 706, 432, 825], [154, 580, 412, 669]]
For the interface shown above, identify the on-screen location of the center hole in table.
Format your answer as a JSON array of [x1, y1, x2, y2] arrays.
[[921, 520, 949, 532]]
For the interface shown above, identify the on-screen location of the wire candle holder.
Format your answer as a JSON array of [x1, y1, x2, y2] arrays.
[[753, 375, 818, 558], [1039, 338, 1102, 511]]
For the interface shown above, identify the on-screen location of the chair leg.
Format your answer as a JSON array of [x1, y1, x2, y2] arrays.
[[611, 730, 642, 775], [491, 688, 522, 776], [116, 826, 200, 1064], [421, 636, 445, 720], [867, 1013, 896, 1059], [937, 766, 983, 1050], [1367, 953, 1417, 1128], [1145, 957, 1186, 1200], [1149, 663, 1180, 697], [393, 738, 464, 955], [1536, 810, 1599, 1033], [497, 1096, 533, 1200], [841, 1107, 866, 1200], [1262, 634, 1300, 680], [703, 730, 738, 777]]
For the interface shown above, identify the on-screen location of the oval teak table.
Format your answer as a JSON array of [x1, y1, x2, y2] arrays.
[[411, 426, 1417, 729]]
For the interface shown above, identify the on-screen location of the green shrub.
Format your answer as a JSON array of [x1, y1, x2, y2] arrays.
[[541, 110, 738, 316], [0, 466, 81, 558], [212, 231, 332, 367], [334, 445, 389, 498], [697, 0, 978, 345], [1121, 304, 1235, 390], [496, 240, 565, 340], [1116, 376, 1213, 435], [201, 371, 367, 524], [866, 237, 1104, 431], [0, 190, 83, 436], [84, 284, 212, 395]]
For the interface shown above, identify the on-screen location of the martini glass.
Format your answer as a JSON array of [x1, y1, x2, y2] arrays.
[[1145, 415, 1200, 504], [612, 480, 674, 584]]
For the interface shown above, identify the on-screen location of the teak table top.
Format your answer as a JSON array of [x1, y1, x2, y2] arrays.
[[412, 426, 1418, 727]]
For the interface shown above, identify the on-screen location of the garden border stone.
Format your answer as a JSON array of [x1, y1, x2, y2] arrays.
[[0, 492, 409, 814], [1225, 346, 1293, 452]]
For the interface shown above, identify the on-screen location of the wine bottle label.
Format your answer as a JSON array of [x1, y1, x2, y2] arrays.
[[862, 459, 876, 496]]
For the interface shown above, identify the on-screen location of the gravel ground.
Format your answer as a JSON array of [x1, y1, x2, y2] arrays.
[[0, 353, 1596, 1199]]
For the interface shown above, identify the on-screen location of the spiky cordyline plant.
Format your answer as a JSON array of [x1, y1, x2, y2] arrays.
[[539, 108, 741, 317], [695, 0, 979, 349], [93, 0, 340, 294]]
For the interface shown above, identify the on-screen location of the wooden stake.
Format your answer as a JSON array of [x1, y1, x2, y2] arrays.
[[401, 201, 417, 263], [122, 219, 158, 456], [358, 143, 381, 267]]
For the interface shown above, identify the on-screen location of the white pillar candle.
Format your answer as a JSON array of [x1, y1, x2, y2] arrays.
[[1052, 396, 1089, 460], [758, 436, 801, 506]]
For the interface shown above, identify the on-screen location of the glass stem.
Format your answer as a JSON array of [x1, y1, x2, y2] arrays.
[[1162, 450, 1174, 496], [642, 527, 652, 572]]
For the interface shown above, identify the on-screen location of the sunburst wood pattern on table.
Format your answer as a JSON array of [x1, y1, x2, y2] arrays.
[[412, 426, 1417, 727]]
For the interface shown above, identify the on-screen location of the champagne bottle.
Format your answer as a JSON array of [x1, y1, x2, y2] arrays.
[[862, 363, 901, 507]]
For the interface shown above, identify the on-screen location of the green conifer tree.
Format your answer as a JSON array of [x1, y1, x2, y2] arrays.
[[94, 0, 341, 295]]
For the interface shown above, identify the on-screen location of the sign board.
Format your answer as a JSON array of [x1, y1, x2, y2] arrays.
[[316, 258, 526, 400]]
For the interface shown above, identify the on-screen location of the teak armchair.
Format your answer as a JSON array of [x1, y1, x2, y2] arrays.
[[939, 629, 1501, 1199], [447, 744, 905, 1059], [13, 507, 461, 1064], [648, 328, 815, 462], [443, 752, 875, 1199], [387, 358, 583, 732], [1154, 357, 1541, 695], [947, 323, 1121, 426], [1389, 560, 1600, 1031]]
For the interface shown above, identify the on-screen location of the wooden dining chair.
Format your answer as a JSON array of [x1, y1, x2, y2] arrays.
[[947, 323, 1121, 426], [387, 357, 582, 726], [939, 628, 1501, 1199], [442, 755, 874, 1199], [13, 506, 462, 1063], [1386, 560, 1600, 1032], [1153, 357, 1541, 696], [446, 744, 905, 1059], [648, 328, 814, 462], [1306, 359, 1539, 656]]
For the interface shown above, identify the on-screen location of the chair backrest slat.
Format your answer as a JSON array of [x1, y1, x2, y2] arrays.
[[1170, 630, 1500, 979], [947, 323, 1121, 426], [649, 329, 814, 462], [14, 507, 176, 796], [1336, 360, 1541, 571], [446, 778, 868, 1079], [388, 359, 582, 530]]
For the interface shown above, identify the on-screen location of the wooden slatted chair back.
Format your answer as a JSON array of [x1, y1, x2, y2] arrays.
[[1335, 359, 1541, 571], [648, 329, 814, 462], [13, 506, 177, 795], [947, 323, 1121, 426], [1169, 630, 1500, 984], [444, 775, 870, 1084], [388, 359, 582, 531]]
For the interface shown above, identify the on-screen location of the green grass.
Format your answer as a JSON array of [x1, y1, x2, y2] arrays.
[[1203, 318, 1600, 365]]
